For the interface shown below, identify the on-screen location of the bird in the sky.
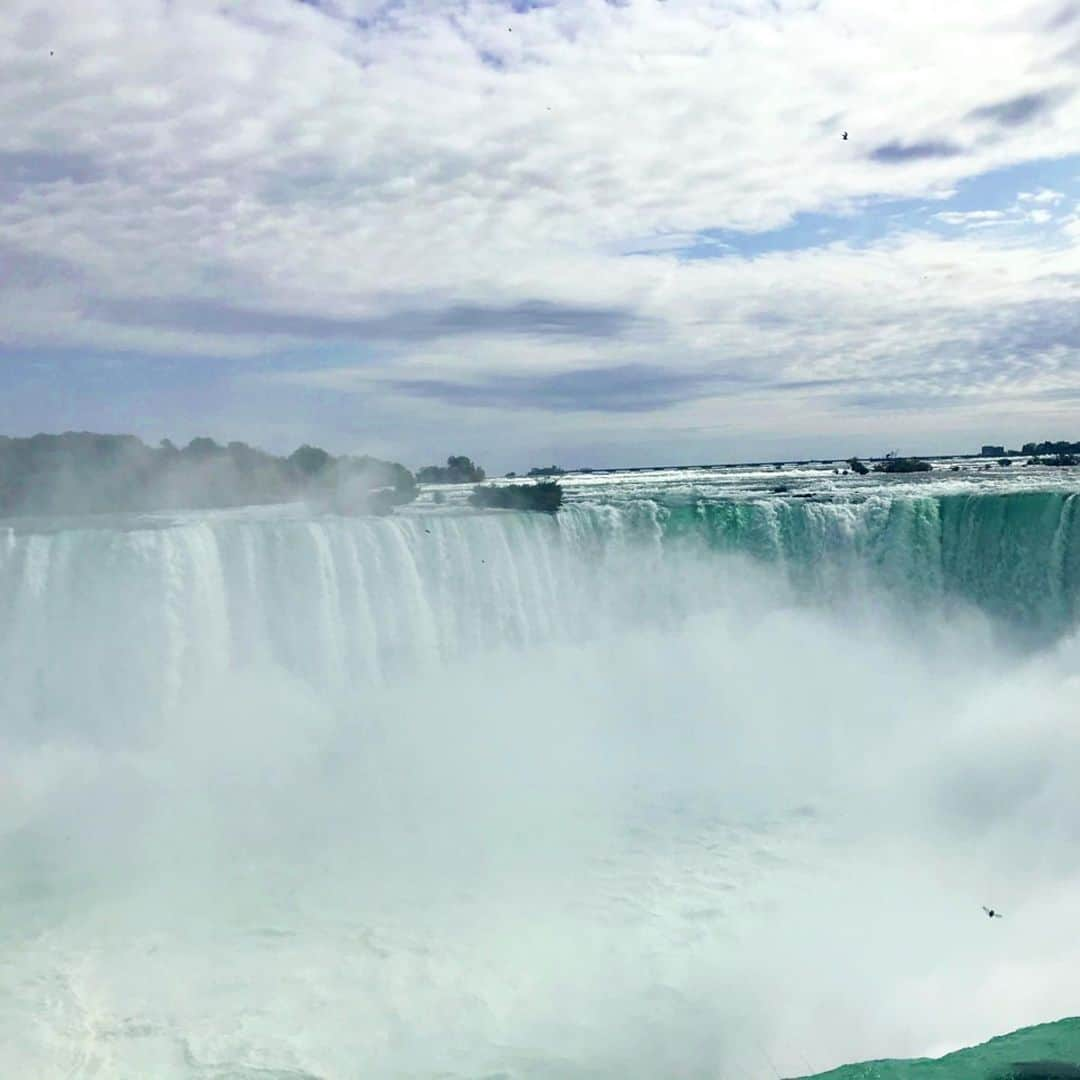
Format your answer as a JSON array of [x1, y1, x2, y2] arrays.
[[982, 906, 1003, 919], [842, 131, 849, 140]]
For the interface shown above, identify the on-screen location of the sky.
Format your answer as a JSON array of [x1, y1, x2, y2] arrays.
[[2, 0, 1080, 471]]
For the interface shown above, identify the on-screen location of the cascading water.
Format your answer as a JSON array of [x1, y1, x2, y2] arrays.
[[3, 473, 1080, 1078]]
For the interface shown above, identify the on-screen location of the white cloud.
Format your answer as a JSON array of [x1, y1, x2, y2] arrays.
[[1, 0, 1079, 461], [933, 210, 1008, 226], [1018, 187, 1065, 203]]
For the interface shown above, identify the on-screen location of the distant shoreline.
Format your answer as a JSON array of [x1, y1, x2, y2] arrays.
[[541, 452, 1010, 475]]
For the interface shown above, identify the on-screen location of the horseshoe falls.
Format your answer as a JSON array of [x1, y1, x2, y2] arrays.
[[3, 466, 1080, 1079]]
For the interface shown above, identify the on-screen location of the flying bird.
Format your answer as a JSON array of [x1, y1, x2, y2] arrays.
[[982, 906, 1003, 919]]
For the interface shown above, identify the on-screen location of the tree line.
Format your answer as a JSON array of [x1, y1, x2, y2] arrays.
[[0, 432, 416, 516], [0, 437, 567, 517]]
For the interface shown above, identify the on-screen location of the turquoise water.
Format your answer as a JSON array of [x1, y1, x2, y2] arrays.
[[2, 463, 1079, 1077], [802, 1017, 1080, 1079], [409, 458, 1080, 638]]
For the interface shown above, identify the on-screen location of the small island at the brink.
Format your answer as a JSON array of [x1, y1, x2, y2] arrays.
[[418, 455, 564, 512], [846, 454, 932, 474], [873, 456, 933, 473], [469, 481, 564, 513]]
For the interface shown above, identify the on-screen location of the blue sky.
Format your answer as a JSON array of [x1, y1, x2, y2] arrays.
[[669, 156, 1080, 259], [2, 0, 1080, 470]]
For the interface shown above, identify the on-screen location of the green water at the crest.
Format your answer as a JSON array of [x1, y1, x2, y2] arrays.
[[799, 1018, 1080, 1079], [550, 488, 1080, 639]]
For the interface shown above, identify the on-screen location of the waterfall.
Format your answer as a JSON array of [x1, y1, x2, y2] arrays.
[[3, 491, 1078, 741], [3, 491, 1080, 1079]]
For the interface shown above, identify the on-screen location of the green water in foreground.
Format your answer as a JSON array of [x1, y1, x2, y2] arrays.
[[802, 1018, 1080, 1079]]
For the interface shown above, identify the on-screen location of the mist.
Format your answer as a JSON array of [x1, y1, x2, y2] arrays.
[[0, 432, 416, 518], [2, 504, 1079, 1078]]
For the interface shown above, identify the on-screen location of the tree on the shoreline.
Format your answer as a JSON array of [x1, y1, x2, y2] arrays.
[[416, 455, 485, 484], [0, 432, 419, 517]]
